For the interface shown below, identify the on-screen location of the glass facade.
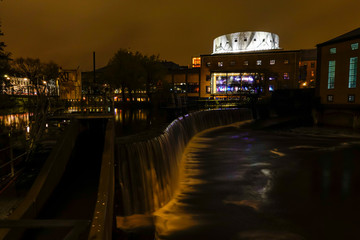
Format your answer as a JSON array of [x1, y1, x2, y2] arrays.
[[328, 60, 336, 89], [348, 57, 357, 88], [211, 72, 263, 95]]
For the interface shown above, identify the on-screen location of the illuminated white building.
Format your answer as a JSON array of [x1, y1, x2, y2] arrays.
[[213, 31, 280, 54]]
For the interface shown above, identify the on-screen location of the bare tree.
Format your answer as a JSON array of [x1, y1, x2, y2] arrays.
[[0, 22, 11, 93]]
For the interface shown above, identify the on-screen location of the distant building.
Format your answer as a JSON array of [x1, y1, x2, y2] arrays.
[[2, 75, 58, 96], [165, 31, 316, 100], [58, 68, 81, 100]]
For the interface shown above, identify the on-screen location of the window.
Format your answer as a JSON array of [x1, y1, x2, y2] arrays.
[[351, 43, 359, 50], [327, 95, 334, 102], [192, 57, 201, 68], [218, 61, 223, 67], [283, 73, 289, 80], [270, 60, 275, 65], [206, 62, 211, 67], [349, 57, 358, 88], [244, 38, 247, 41], [256, 60, 262, 66], [234, 39, 238, 42], [206, 86, 211, 93], [311, 62, 315, 68], [174, 83, 187, 93], [206, 75, 211, 81], [330, 48, 336, 54], [269, 85, 274, 91], [230, 61, 236, 66], [243, 61, 249, 66], [284, 60, 289, 64], [348, 95, 355, 102], [311, 71, 315, 77], [328, 60, 336, 89]]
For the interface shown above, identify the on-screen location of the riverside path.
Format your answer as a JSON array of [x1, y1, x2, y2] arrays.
[[153, 121, 360, 240]]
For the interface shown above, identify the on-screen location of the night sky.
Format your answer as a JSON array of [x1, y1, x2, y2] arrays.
[[1, 0, 359, 71]]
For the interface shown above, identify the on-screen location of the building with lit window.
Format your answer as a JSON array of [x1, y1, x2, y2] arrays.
[[317, 28, 360, 105], [199, 31, 316, 99], [165, 31, 316, 101], [316, 27, 360, 127], [2, 75, 58, 96], [58, 69, 82, 100]]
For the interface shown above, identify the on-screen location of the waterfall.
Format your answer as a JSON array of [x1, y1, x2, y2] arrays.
[[116, 108, 253, 216]]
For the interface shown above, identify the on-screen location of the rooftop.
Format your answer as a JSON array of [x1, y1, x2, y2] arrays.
[[317, 27, 360, 47]]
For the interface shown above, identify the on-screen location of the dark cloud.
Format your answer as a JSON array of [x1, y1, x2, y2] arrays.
[[1, 0, 359, 70]]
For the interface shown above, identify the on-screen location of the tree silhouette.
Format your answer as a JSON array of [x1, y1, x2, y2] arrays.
[[140, 54, 166, 102], [105, 49, 166, 103], [0, 22, 11, 93], [105, 49, 146, 102], [11, 58, 59, 95]]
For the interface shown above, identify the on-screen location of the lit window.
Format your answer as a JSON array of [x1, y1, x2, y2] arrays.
[[328, 60, 336, 89], [283, 73, 289, 79], [256, 60, 262, 66], [230, 61, 236, 66], [270, 60, 275, 65], [284, 60, 289, 64], [348, 57, 358, 88], [206, 86, 211, 93], [311, 71, 315, 77], [351, 43, 359, 50], [243, 61, 249, 66], [192, 57, 201, 68], [330, 48, 336, 54], [348, 95, 355, 102], [327, 95, 334, 102], [206, 62, 211, 67], [218, 62, 223, 67], [269, 85, 274, 91]]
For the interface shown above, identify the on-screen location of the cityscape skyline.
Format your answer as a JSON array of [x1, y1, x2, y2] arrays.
[[1, 0, 360, 71]]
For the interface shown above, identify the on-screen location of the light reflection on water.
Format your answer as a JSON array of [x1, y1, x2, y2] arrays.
[[0, 112, 33, 134], [0, 113, 31, 133], [114, 108, 169, 137]]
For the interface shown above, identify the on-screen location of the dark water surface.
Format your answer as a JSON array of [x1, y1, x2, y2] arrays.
[[150, 123, 360, 240]]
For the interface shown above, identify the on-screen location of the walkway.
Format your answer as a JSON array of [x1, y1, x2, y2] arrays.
[[153, 122, 360, 240]]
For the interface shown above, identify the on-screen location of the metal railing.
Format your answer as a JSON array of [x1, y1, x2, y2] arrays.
[[0, 145, 27, 193], [0, 121, 81, 240]]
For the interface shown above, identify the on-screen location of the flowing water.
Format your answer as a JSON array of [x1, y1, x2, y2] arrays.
[[115, 109, 253, 217]]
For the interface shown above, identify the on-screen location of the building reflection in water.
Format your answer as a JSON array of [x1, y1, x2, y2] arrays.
[[0, 113, 31, 134]]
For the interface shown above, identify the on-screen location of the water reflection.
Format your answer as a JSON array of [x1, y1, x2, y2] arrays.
[[0, 113, 31, 134], [114, 108, 169, 137]]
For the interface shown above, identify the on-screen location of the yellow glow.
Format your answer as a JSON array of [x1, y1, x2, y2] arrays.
[[192, 57, 201, 68]]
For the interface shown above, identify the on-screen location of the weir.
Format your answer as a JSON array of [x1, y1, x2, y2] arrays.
[[116, 108, 253, 216]]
